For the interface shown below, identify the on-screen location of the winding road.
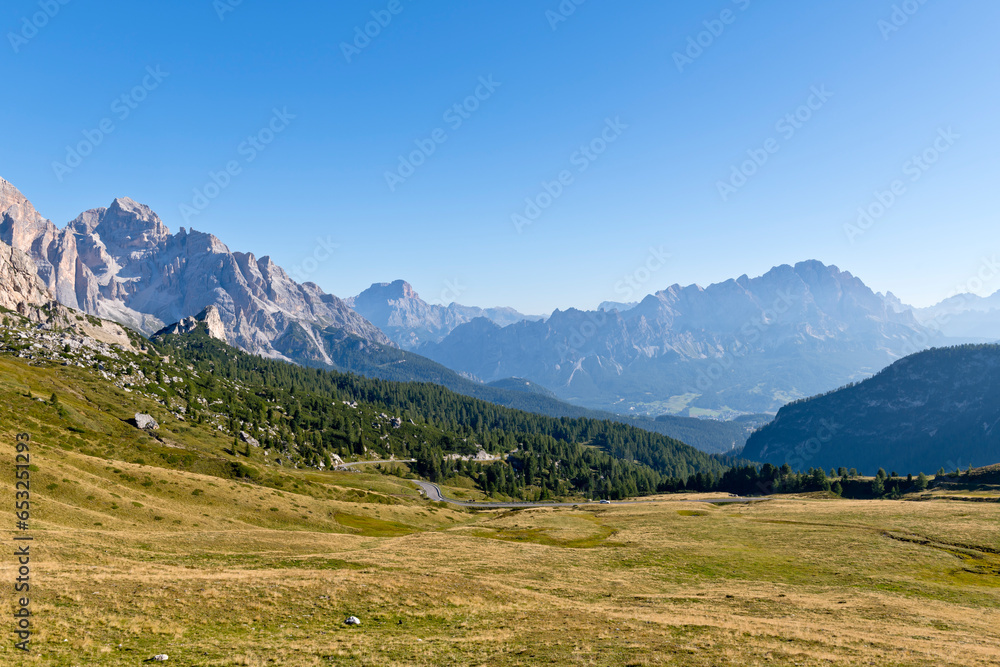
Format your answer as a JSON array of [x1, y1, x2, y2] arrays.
[[335, 458, 416, 470], [335, 463, 761, 508], [413, 481, 761, 508]]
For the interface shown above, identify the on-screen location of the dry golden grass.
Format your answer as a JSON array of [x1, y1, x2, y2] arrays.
[[1, 356, 997, 665], [2, 434, 999, 666]]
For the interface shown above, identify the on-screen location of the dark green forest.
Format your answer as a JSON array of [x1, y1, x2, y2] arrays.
[[742, 344, 1000, 474], [153, 326, 724, 500]]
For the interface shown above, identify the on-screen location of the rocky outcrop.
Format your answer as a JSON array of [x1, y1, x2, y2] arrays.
[[0, 177, 391, 366], [346, 279, 538, 349], [134, 413, 160, 431], [153, 305, 227, 341], [0, 236, 136, 351], [0, 240, 51, 314]]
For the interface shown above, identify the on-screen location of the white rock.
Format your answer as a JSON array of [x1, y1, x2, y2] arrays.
[[134, 413, 159, 430], [345, 616, 361, 626]]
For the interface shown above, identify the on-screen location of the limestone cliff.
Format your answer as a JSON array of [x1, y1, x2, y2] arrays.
[[0, 177, 391, 365]]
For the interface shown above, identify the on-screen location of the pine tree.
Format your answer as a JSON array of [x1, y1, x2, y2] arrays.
[[916, 472, 929, 491]]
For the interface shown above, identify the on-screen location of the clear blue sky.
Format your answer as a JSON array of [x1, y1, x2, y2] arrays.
[[2, 0, 998, 314]]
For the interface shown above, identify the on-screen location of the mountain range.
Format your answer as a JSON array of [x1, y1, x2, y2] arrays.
[[905, 291, 1000, 341], [0, 177, 394, 366], [741, 344, 1000, 474], [8, 175, 995, 452], [345, 279, 539, 349], [415, 261, 938, 415]]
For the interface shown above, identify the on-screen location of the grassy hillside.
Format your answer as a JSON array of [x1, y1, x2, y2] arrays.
[[2, 316, 1000, 665], [743, 345, 1000, 474], [155, 326, 724, 493], [282, 324, 758, 455], [3, 435, 999, 665], [1, 306, 723, 504]]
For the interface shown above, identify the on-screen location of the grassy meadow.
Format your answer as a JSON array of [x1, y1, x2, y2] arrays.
[[1, 356, 999, 665]]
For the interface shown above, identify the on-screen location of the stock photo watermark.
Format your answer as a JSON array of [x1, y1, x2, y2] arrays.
[[898, 255, 999, 356], [12, 432, 33, 652], [287, 237, 340, 284], [428, 278, 467, 306], [688, 289, 796, 393], [546, 0, 588, 31], [716, 85, 833, 202], [213, 0, 243, 21], [7, 0, 71, 53], [614, 246, 671, 302], [512, 116, 629, 233], [384, 75, 502, 192], [555, 310, 608, 362], [843, 127, 958, 244], [179, 107, 296, 223], [673, 0, 752, 73], [878, 0, 933, 40], [341, 0, 412, 63], [51, 66, 169, 183], [555, 245, 669, 360], [756, 418, 842, 478]]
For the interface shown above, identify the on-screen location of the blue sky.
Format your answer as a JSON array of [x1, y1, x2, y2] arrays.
[[2, 0, 998, 314]]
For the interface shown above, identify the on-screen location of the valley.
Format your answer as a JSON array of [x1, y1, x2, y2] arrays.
[[4, 435, 998, 666], [1, 296, 997, 665], [5, 6, 997, 665]]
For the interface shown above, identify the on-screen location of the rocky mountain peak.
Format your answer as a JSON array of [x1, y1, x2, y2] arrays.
[[98, 196, 171, 249], [0, 176, 26, 209], [422, 259, 936, 415], [0, 178, 53, 235], [347, 280, 537, 350], [356, 280, 418, 302], [0, 177, 392, 367], [154, 305, 227, 341]]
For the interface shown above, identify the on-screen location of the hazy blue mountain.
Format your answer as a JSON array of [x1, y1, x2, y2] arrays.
[[598, 300, 638, 313], [654, 413, 772, 455], [346, 279, 540, 349], [421, 261, 938, 416], [904, 290, 1000, 341], [741, 345, 1000, 474]]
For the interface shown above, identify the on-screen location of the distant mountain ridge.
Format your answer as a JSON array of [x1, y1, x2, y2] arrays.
[[598, 300, 638, 313], [741, 344, 1000, 474], [419, 261, 937, 415], [0, 177, 391, 365], [346, 279, 539, 349], [893, 290, 1000, 341]]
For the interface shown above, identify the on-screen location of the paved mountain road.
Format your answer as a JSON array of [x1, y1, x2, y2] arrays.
[[413, 481, 762, 508], [335, 459, 416, 470]]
